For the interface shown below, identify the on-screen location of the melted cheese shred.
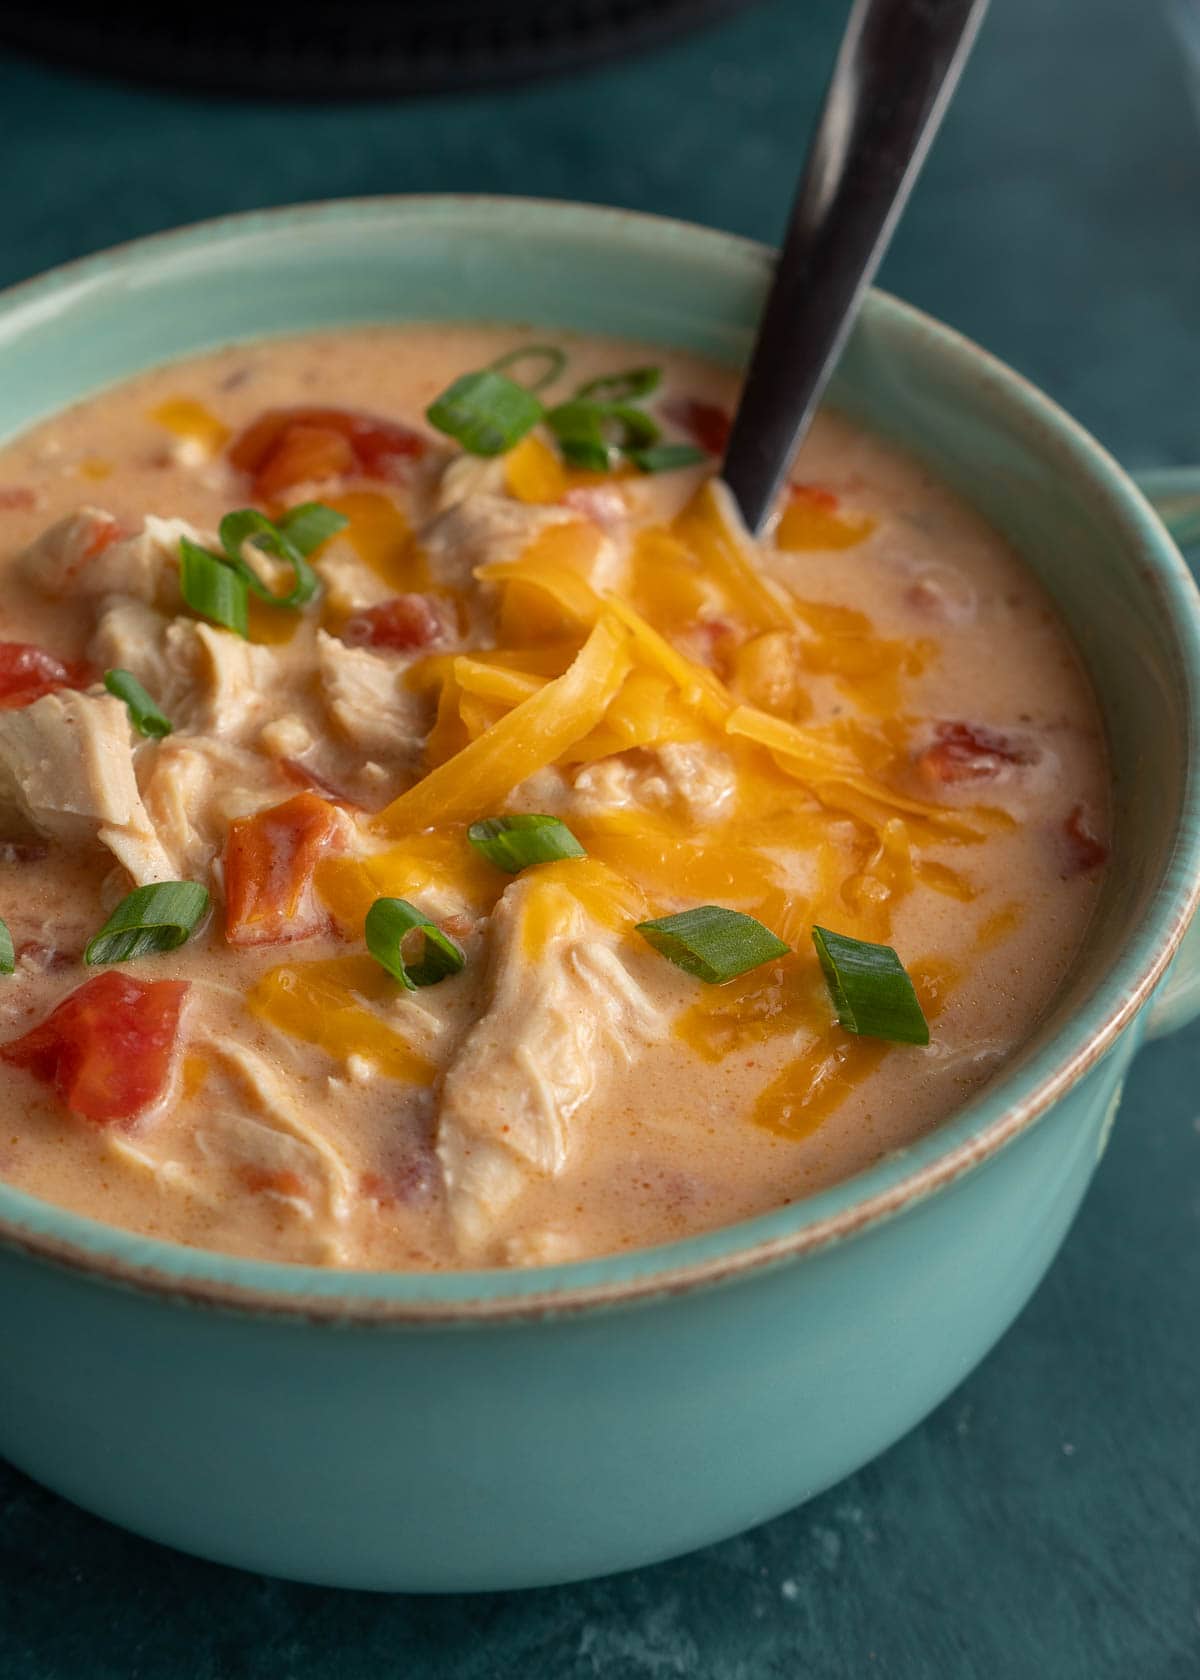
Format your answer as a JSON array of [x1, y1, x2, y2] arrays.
[[376, 613, 633, 833]]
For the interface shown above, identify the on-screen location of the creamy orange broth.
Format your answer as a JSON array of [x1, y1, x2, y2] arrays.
[[0, 326, 1108, 1267]]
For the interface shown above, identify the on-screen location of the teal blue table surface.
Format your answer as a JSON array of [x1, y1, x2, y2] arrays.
[[1, 0, 1198, 1672]]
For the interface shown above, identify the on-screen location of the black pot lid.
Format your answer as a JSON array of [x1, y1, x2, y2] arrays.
[[0, 0, 762, 97]]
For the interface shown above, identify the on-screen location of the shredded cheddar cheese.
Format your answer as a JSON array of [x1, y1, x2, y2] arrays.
[[324, 490, 424, 590], [150, 398, 231, 455], [505, 434, 569, 504], [776, 485, 876, 551], [673, 480, 793, 631], [250, 957, 435, 1084], [376, 613, 634, 833]]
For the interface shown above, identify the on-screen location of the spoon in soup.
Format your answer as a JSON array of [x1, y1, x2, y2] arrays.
[[721, 0, 990, 535]]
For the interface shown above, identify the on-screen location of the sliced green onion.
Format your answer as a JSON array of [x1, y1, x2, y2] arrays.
[[104, 668, 173, 738], [811, 926, 929, 1045], [546, 400, 662, 471], [576, 366, 661, 404], [218, 508, 320, 607], [489, 345, 566, 392], [426, 371, 544, 457], [545, 404, 610, 472], [276, 500, 349, 558], [179, 503, 342, 632], [0, 918, 13, 976], [179, 537, 249, 638], [467, 814, 586, 874], [365, 897, 465, 990], [84, 881, 210, 966], [607, 404, 660, 448], [636, 906, 790, 984], [631, 443, 708, 474]]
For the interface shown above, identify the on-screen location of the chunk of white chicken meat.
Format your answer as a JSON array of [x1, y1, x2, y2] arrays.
[[571, 740, 738, 824], [108, 1035, 358, 1263], [313, 550, 392, 618], [20, 510, 202, 609], [91, 599, 290, 744], [436, 871, 665, 1254], [419, 492, 578, 590], [141, 737, 287, 879], [316, 629, 426, 764], [432, 452, 507, 513], [199, 1038, 356, 1230], [88, 596, 172, 698], [0, 690, 174, 883], [162, 619, 286, 740]]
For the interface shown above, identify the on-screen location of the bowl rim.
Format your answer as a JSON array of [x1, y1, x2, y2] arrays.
[[0, 192, 1198, 1324]]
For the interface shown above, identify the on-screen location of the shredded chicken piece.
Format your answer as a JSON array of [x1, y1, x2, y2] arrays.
[[432, 453, 507, 513], [503, 766, 573, 814], [141, 737, 283, 879], [436, 873, 664, 1253], [315, 629, 425, 762], [93, 599, 293, 744], [106, 1134, 209, 1203], [21, 511, 199, 608], [201, 1037, 356, 1226], [161, 620, 286, 739], [571, 742, 737, 824], [18, 507, 118, 594], [0, 690, 174, 883], [313, 552, 392, 618], [654, 741, 739, 821], [89, 596, 172, 697], [419, 493, 575, 589]]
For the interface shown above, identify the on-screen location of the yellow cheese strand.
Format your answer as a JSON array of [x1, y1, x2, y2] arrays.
[[505, 434, 568, 504], [516, 859, 648, 959], [149, 397, 230, 454], [249, 956, 435, 1084], [602, 593, 734, 724], [672, 479, 794, 631], [323, 490, 425, 590], [776, 491, 875, 551], [316, 829, 503, 933], [452, 658, 547, 707], [475, 521, 606, 639], [375, 613, 633, 834]]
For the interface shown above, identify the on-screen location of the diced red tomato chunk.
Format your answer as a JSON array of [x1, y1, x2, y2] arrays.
[[0, 486, 36, 511], [228, 406, 429, 500], [1062, 804, 1108, 875], [916, 721, 1037, 786], [224, 791, 347, 946], [0, 971, 188, 1124], [0, 641, 91, 710], [340, 593, 452, 652], [661, 397, 731, 457]]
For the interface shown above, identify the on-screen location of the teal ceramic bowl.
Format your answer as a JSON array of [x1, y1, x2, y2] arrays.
[[1, 198, 1199, 1593]]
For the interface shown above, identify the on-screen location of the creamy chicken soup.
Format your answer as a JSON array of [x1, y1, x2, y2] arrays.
[[0, 327, 1108, 1268]]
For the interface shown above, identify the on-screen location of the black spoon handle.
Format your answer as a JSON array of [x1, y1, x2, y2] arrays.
[[722, 0, 989, 534]]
